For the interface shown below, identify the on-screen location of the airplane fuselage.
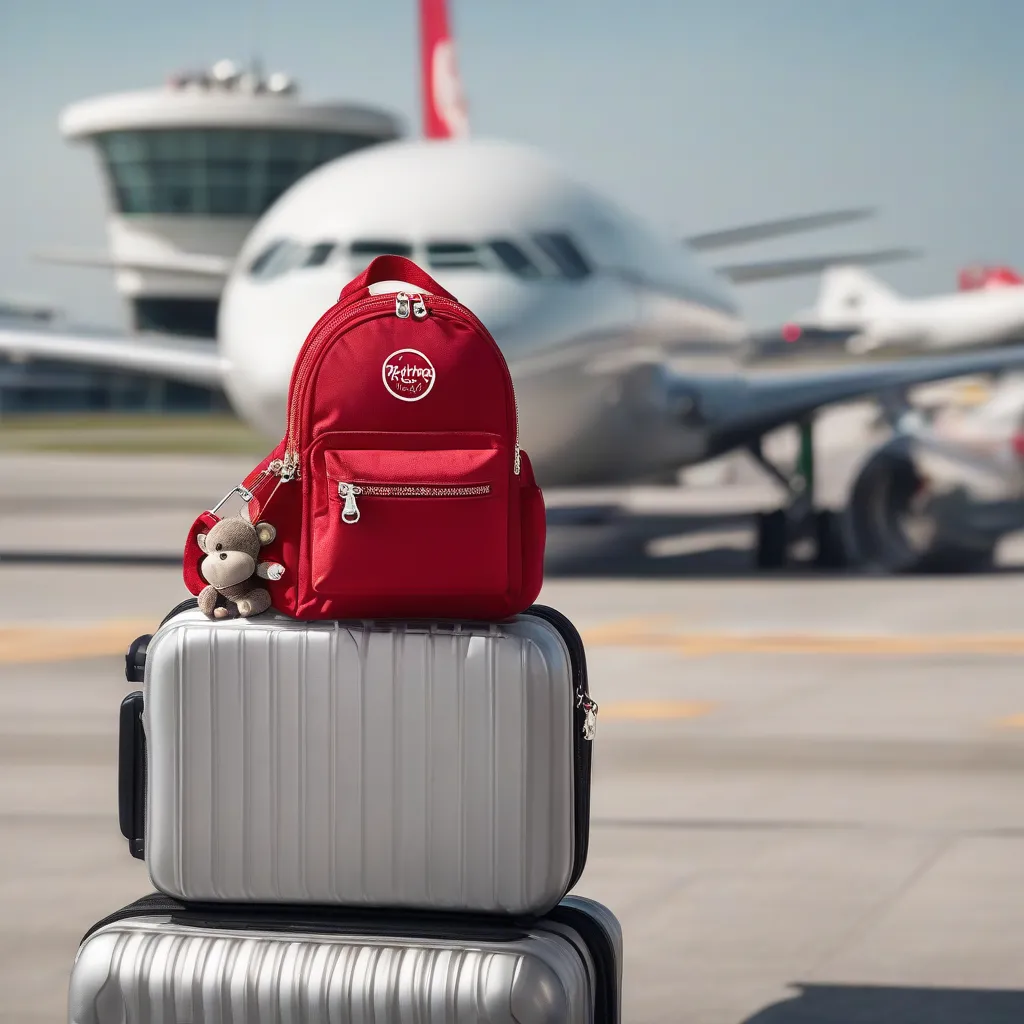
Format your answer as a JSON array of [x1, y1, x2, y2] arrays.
[[218, 139, 746, 488]]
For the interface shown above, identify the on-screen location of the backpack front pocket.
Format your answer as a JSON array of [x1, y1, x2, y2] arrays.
[[313, 446, 509, 597]]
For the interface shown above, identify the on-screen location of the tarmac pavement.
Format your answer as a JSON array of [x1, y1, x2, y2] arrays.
[[2, 437, 1024, 1023]]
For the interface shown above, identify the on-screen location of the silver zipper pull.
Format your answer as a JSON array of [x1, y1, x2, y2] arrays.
[[278, 452, 299, 482], [210, 484, 256, 515], [411, 293, 428, 319], [338, 482, 362, 523], [395, 292, 411, 319], [578, 691, 599, 740]]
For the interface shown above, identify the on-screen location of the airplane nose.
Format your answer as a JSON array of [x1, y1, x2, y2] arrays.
[[430, 274, 544, 339], [219, 270, 341, 434]]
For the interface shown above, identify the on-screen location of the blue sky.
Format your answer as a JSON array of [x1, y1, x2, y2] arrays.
[[2, 0, 1023, 328]]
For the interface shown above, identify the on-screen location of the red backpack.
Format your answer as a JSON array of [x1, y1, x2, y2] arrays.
[[184, 255, 546, 620]]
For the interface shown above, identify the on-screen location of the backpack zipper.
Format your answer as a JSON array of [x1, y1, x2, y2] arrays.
[[277, 295, 399, 481], [337, 481, 493, 524], [276, 294, 520, 482]]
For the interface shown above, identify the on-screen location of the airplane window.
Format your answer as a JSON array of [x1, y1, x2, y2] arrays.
[[248, 239, 307, 280], [488, 240, 542, 279], [303, 242, 336, 267], [531, 232, 592, 280], [248, 240, 283, 275], [349, 240, 414, 270], [426, 242, 486, 270]]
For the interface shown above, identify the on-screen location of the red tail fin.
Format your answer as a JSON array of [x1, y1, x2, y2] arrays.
[[959, 265, 1024, 290], [420, 0, 470, 139]]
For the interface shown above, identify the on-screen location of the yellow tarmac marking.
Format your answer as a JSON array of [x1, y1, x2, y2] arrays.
[[0, 620, 153, 665], [582, 617, 677, 646], [598, 700, 715, 721], [5, 615, 1024, 666], [581, 620, 1024, 657]]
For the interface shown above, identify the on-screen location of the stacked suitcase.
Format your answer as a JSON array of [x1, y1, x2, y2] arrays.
[[70, 601, 621, 1022]]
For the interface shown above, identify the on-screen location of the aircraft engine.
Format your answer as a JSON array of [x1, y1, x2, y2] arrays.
[[843, 438, 1004, 572]]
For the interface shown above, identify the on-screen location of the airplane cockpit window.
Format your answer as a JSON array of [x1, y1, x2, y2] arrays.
[[531, 232, 592, 280], [248, 239, 305, 280], [426, 242, 486, 270], [248, 239, 285, 276], [349, 240, 413, 270], [488, 240, 542, 279], [303, 242, 337, 268]]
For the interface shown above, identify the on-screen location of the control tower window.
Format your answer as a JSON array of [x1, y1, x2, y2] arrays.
[[349, 240, 413, 270], [531, 232, 592, 280], [426, 242, 485, 270], [96, 129, 376, 217], [488, 240, 542, 279]]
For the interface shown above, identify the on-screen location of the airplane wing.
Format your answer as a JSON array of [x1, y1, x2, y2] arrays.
[[715, 247, 921, 285], [668, 345, 1024, 455], [35, 248, 231, 279], [685, 208, 875, 251], [0, 326, 225, 388]]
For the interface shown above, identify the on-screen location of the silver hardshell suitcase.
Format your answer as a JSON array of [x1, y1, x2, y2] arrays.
[[70, 894, 622, 1024], [120, 604, 596, 915]]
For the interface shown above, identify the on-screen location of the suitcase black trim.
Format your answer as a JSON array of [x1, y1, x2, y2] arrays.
[[549, 901, 619, 1024], [159, 597, 200, 627], [82, 894, 618, 1024], [82, 892, 535, 945], [525, 604, 594, 892]]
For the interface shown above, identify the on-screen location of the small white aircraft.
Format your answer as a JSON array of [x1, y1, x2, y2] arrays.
[[4, 0, 1024, 573], [791, 265, 1024, 355]]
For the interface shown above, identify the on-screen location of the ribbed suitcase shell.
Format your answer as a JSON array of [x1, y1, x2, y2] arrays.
[[69, 896, 621, 1024], [141, 608, 591, 914]]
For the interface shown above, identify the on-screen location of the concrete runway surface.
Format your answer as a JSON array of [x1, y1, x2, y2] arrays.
[[2, 425, 1024, 1023]]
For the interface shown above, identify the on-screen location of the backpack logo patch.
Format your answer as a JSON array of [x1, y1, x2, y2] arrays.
[[382, 349, 436, 402]]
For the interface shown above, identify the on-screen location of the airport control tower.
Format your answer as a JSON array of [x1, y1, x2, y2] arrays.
[[57, 60, 403, 339]]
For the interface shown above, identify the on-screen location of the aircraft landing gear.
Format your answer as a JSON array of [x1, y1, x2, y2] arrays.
[[755, 508, 788, 568], [750, 417, 848, 570]]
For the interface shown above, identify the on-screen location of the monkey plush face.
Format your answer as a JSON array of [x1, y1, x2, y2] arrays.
[[197, 518, 276, 590]]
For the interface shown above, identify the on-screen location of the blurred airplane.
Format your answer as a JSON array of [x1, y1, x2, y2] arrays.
[[958, 264, 1023, 291], [786, 265, 1024, 356], [4, 0, 1024, 573]]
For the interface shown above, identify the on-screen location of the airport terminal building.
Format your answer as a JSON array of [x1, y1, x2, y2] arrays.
[[1, 60, 402, 414]]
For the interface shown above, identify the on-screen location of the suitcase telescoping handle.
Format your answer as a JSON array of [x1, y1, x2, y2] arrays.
[[338, 254, 457, 306], [125, 633, 150, 684]]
